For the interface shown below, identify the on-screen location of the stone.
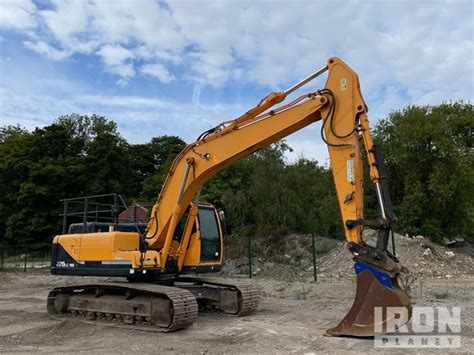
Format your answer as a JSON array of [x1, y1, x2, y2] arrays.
[[422, 248, 432, 257]]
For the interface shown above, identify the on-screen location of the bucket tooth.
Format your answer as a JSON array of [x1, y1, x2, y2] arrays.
[[326, 262, 412, 337]]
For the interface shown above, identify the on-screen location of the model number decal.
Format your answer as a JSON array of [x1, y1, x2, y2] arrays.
[[56, 261, 75, 268]]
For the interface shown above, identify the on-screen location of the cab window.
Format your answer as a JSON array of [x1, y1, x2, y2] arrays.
[[198, 208, 221, 262]]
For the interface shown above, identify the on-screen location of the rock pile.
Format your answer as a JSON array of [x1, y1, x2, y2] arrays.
[[317, 233, 473, 280], [222, 232, 474, 281]]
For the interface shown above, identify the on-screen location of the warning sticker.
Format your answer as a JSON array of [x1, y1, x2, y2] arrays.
[[340, 78, 348, 91], [347, 159, 354, 183]]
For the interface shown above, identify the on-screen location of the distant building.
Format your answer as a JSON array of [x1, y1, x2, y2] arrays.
[[118, 204, 149, 223]]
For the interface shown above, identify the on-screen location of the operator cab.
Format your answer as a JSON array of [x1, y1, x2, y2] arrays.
[[177, 202, 225, 273]]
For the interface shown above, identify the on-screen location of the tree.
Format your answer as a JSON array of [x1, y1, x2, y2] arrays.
[[373, 102, 473, 242], [0, 126, 33, 243], [0, 115, 137, 245], [0, 123, 88, 245], [82, 118, 133, 195], [2, 102, 470, 247], [201, 141, 342, 239], [137, 136, 187, 201]]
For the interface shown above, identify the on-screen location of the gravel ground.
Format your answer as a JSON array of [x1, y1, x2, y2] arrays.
[[0, 271, 472, 354]]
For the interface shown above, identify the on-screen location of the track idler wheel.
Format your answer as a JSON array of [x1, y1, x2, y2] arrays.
[[326, 262, 412, 337]]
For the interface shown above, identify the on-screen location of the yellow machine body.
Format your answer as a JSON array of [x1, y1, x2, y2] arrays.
[[52, 202, 224, 277]]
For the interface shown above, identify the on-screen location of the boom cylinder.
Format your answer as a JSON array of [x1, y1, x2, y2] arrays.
[[284, 66, 329, 96]]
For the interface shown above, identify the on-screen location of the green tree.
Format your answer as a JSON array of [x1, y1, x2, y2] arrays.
[[373, 102, 473, 242], [83, 119, 133, 195], [138, 136, 187, 201], [0, 123, 88, 245], [201, 141, 342, 239], [0, 126, 33, 243], [0, 115, 138, 246]]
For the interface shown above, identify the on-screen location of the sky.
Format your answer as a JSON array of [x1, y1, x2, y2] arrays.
[[0, 0, 473, 164]]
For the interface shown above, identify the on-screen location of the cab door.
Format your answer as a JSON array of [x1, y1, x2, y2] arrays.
[[197, 207, 222, 262]]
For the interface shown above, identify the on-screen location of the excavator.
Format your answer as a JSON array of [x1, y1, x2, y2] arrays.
[[49, 57, 412, 336]]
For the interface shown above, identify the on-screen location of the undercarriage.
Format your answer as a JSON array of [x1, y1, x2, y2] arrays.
[[47, 277, 261, 332]]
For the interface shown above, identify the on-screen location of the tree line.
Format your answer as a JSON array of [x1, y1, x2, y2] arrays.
[[0, 102, 472, 247]]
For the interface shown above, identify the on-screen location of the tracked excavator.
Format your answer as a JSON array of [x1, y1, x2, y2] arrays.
[[49, 57, 412, 336]]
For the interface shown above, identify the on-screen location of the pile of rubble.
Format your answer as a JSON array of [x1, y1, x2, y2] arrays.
[[222, 232, 474, 281], [317, 233, 473, 280]]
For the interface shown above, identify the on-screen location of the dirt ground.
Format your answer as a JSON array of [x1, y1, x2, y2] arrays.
[[0, 271, 472, 354]]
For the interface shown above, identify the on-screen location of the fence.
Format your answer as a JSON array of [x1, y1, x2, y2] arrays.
[[60, 193, 153, 234], [0, 243, 51, 272], [241, 231, 397, 282]]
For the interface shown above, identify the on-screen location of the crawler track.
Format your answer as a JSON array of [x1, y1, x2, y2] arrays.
[[176, 277, 261, 316], [47, 278, 260, 332], [47, 282, 198, 332]]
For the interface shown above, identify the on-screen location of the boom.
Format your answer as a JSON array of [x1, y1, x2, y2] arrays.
[[145, 57, 380, 266]]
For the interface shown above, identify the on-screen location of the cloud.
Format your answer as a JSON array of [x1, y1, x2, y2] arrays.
[[23, 40, 70, 60], [1, 0, 473, 162], [98, 44, 135, 79], [98, 44, 134, 67], [40, 0, 90, 44], [376, 2, 474, 107], [285, 134, 330, 165], [9, 0, 473, 99], [0, 0, 37, 31], [140, 63, 175, 83], [78, 94, 171, 109], [0, 87, 78, 128], [0, 82, 245, 146], [115, 79, 128, 87], [21, 0, 186, 85]]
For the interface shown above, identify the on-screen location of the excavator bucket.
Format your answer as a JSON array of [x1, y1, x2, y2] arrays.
[[326, 262, 412, 337]]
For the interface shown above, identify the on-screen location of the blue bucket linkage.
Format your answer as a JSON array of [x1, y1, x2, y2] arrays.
[[354, 261, 394, 291]]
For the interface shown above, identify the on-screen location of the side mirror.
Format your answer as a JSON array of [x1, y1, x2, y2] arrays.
[[218, 210, 225, 221]]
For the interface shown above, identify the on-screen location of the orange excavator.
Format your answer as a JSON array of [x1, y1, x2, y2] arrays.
[[48, 57, 412, 336]]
